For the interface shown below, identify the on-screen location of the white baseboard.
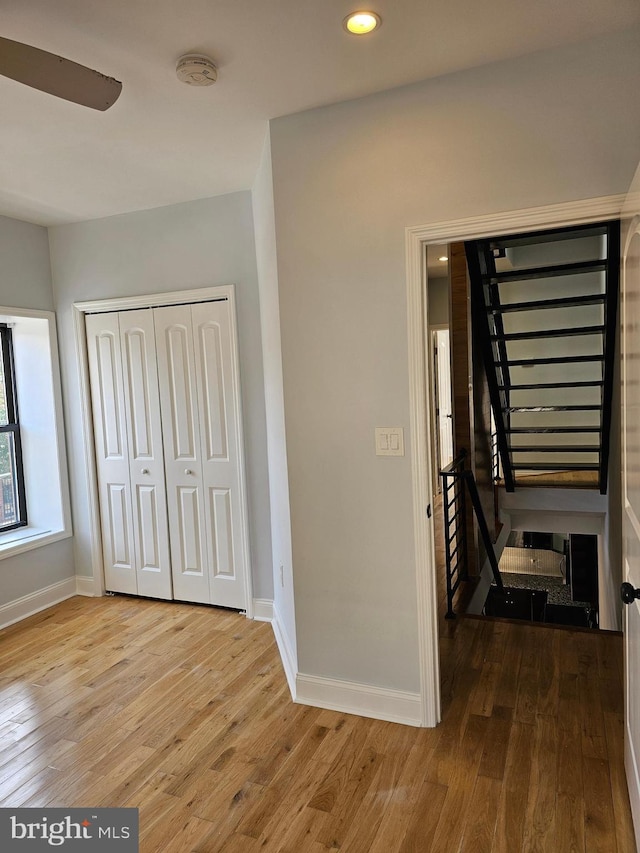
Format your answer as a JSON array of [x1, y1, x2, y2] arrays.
[[0, 577, 77, 629], [252, 598, 274, 622], [270, 605, 422, 726], [75, 575, 96, 597], [271, 605, 297, 699], [296, 673, 423, 727]]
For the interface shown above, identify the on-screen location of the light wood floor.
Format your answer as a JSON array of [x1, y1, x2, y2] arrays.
[[0, 594, 635, 852]]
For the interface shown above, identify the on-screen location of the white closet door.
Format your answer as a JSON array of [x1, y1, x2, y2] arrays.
[[119, 309, 173, 600], [192, 301, 248, 609], [86, 312, 137, 594], [154, 304, 211, 604]]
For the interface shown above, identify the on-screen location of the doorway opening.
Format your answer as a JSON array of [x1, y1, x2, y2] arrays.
[[406, 196, 622, 726]]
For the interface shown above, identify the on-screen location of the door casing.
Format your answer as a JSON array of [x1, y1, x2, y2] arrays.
[[405, 193, 626, 726]]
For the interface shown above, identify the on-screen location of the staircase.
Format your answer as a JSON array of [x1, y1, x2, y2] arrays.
[[465, 220, 620, 494]]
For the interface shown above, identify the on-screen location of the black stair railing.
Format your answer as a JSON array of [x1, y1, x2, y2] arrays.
[[441, 450, 504, 619], [465, 220, 620, 494], [599, 219, 621, 489], [465, 242, 515, 490]]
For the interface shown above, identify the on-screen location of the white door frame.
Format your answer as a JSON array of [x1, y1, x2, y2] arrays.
[[406, 193, 625, 726], [72, 284, 255, 618]]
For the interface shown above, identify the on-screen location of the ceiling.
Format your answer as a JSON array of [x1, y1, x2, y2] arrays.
[[2, 0, 638, 226]]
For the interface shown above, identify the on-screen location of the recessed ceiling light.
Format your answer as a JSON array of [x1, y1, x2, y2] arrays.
[[343, 11, 382, 35], [438, 255, 449, 262]]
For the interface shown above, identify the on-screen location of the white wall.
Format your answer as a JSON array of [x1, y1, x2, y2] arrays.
[[0, 216, 55, 312], [0, 216, 75, 605], [252, 132, 297, 675], [48, 193, 274, 601], [269, 28, 640, 692], [427, 277, 449, 327]]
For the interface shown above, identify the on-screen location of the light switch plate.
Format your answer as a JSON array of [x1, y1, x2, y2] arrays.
[[375, 427, 404, 456]]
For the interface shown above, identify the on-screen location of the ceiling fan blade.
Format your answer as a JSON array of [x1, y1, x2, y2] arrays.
[[0, 36, 122, 111]]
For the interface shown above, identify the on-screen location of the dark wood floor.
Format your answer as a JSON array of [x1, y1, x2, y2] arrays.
[[0, 582, 635, 850]]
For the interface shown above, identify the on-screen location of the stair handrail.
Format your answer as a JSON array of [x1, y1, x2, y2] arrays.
[[440, 449, 504, 619]]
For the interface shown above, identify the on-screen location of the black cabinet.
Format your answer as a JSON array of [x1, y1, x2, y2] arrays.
[[523, 531, 554, 550], [569, 533, 598, 604]]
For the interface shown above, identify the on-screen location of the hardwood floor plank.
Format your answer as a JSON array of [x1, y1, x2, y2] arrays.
[[514, 629, 541, 726], [493, 721, 536, 853], [468, 660, 501, 717], [397, 778, 448, 853], [426, 713, 490, 851], [312, 744, 384, 849], [365, 738, 443, 853], [478, 705, 513, 782], [233, 722, 333, 841], [492, 628, 523, 710], [558, 671, 582, 739], [556, 727, 585, 853], [522, 714, 558, 852], [582, 755, 619, 853], [458, 774, 502, 853], [603, 711, 637, 853], [334, 739, 416, 853]]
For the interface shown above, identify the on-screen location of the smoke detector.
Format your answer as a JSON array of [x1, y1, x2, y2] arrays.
[[176, 54, 217, 86]]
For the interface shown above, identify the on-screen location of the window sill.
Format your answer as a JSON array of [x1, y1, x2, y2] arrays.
[[0, 526, 71, 560]]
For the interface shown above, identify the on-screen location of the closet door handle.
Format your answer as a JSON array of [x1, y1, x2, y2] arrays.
[[184, 469, 193, 475], [141, 468, 149, 475]]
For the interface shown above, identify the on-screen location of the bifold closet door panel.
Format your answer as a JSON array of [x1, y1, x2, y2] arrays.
[[192, 300, 248, 609], [154, 304, 211, 604], [119, 309, 173, 600], [86, 312, 137, 595]]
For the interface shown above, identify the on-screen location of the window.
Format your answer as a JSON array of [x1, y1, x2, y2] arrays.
[[0, 308, 71, 558], [0, 325, 27, 530]]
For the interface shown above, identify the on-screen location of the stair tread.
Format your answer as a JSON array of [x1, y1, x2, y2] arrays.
[[499, 381, 603, 390], [482, 258, 606, 284], [505, 426, 601, 434], [498, 355, 604, 367], [510, 445, 600, 452], [511, 462, 600, 470], [504, 405, 600, 412], [490, 293, 606, 314], [492, 325, 605, 342]]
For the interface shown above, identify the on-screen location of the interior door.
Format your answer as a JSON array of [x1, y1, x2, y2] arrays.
[[192, 300, 248, 610], [154, 303, 211, 604], [86, 312, 137, 594], [621, 165, 640, 845], [119, 309, 173, 600], [434, 328, 453, 471]]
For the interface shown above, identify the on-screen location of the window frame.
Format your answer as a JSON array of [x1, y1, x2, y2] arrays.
[[0, 324, 28, 531]]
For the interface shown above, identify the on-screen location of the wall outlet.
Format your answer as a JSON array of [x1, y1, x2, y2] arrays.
[[280, 564, 284, 587]]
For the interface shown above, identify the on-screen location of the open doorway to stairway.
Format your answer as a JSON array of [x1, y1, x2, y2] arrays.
[[406, 195, 624, 726], [427, 217, 621, 636]]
